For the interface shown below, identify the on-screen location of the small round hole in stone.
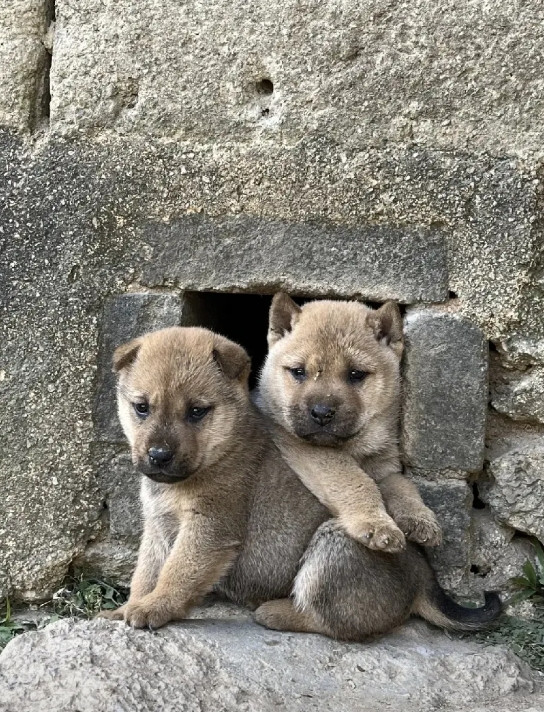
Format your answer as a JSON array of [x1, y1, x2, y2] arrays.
[[256, 78, 274, 95]]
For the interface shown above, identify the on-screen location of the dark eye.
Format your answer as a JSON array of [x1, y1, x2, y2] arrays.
[[349, 369, 367, 383], [187, 406, 211, 423], [288, 367, 306, 382], [133, 402, 149, 418]]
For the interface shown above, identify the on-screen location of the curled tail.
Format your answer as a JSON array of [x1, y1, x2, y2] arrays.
[[414, 581, 502, 631]]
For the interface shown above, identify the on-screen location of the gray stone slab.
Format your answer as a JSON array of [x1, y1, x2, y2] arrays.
[[93, 293, 188, 442], [0, 608, 540, 712], [141, 215, 448, 303], [410, 478, 472, 592], [402, 309, 488, 471]]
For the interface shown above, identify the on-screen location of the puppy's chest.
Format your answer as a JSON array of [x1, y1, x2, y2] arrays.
[[141, 480, 199, 528]]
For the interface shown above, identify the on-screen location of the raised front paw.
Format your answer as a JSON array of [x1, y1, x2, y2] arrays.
[[396, 509, 442, 547], [123, 594, 182, 630], [341, 514, 406, 553]]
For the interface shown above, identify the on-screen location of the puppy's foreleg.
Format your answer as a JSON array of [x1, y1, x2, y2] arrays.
[[98, 523, 169, 620], [379, 473, 442, 546], [123, 516, 240, 629], [278, 435, 405, 553]]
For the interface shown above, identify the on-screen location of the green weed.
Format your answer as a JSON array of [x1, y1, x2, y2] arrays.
[[509, 539, 544, 606], [0, 577, 128, 650]]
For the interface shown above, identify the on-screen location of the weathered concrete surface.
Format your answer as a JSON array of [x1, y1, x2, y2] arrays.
[[3, 0, 544, 603], [51, 0, 544, 159], [142, 218, 448, 304], [402, 308, 488, 472], [0, 1, 52, 131], [0, 603, 541, 712]]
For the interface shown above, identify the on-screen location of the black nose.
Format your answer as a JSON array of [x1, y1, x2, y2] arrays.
[[310, 404, 336, 426], [148, 447, 173, 466]]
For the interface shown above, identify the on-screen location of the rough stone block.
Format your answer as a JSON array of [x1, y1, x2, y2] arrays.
[[402, 309, 488, 472], [141, 215, 448, 303], [106, 453, 142, 540], [482, 443, 544, 543], [491, 360, 544, 425], [469, 509, 535, 596], [0, 1, 52, 131], [411, 478, 472, 592], [94, 293, 189, 443]]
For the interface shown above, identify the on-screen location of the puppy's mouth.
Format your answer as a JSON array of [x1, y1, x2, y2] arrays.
[[298, 430, 361, 447], [136, 460, 194, 484], [144, 471, 192, 484]]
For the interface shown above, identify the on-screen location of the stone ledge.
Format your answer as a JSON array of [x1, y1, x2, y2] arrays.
[[0, 603, 539, 712]]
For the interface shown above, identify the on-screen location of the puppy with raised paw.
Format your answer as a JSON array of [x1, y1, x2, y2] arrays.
[[256, 293, 442, 554]]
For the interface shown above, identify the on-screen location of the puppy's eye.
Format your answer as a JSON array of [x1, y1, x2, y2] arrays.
[[133, 402, 149, 418], [187, 406, 211, 423], [287, 367, 306, 382], [349, 369, 368, 383]]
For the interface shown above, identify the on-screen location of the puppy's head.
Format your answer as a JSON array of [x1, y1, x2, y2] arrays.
[[113, 327, 251, 483], [259, 293, 403, 448]]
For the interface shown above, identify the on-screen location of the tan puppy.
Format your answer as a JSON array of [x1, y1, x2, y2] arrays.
[[101, 326, 259, 628], [101, 326, 500, 638], [257, 293, 441, 554]]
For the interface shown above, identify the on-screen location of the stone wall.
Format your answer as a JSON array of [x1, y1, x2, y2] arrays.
[[2, 0, 544, 601]]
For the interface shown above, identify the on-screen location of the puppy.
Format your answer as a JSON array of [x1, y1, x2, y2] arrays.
[[256, 293, 441, 554], [101, 326, 499, 638], [100, 326, 259, 628]]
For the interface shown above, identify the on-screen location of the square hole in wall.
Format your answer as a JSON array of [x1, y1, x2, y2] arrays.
[[183, 291, 274, 389]]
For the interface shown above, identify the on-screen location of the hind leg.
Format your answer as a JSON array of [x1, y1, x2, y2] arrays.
[[291, 521, 421, 640], [254, 598, 332, 635]]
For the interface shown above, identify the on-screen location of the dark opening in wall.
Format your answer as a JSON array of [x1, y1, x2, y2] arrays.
[[472, 482, 486, 510], [184, 292, 274, 389]]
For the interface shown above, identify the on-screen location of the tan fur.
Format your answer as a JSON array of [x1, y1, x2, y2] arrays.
[[101, 326, 499, 637], [256, 293, 441, 553]]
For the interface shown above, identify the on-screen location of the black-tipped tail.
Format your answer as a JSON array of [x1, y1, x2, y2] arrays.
[[416, 585, 502, 631]]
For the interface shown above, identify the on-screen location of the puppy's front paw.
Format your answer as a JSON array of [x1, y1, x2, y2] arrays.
[[124, 594, 182, 630], [397, 509, 442, 546], [342, 514, 406, 553], [96, 605, 127, 621]]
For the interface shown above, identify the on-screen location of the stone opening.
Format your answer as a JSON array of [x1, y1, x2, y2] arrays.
[[256, 78, 274, 95], [184, 291, 274, 388]]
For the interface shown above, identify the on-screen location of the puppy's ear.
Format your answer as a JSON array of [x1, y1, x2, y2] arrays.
[[112, 337, 143, 373], [366, 301, 404, 358], [268, 292, 301, 348], [213, 336, 251, 383]]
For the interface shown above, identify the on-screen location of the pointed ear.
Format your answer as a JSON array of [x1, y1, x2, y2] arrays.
[[366, 301, 404, 358], [112, 336, 143, 373], [213, 336, 251, 382], [268, 292, 302, 348]]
